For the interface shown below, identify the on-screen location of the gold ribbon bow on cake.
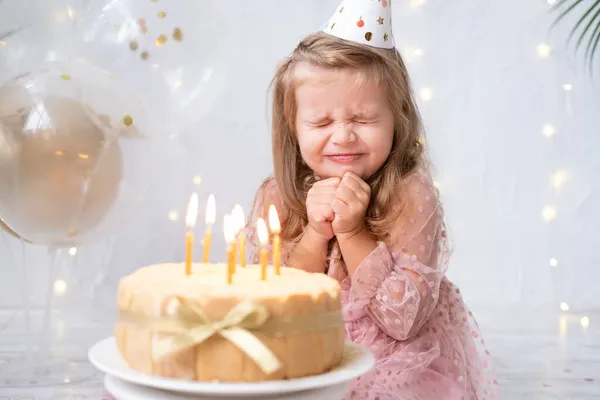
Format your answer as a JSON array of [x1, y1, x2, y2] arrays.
[[147, 297, 281, 375]]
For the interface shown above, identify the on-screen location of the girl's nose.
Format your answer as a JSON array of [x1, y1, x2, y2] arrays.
[[330, 122, 357, 145]]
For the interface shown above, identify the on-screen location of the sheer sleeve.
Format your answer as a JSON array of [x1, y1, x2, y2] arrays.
[[245, 177, 293, 264], [348, 173, 449, 341]]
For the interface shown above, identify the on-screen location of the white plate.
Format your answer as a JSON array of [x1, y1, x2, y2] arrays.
[[104, 374, 350, 400], [89, 337, 374, 396]]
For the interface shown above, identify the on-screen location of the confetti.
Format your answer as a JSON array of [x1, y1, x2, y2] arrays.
[[141, 51, 149, 60], [123, 114, 134, 126], [129, 40, 138, 51], [158, 11, 166, 18], [67, 228, 78, 237], [155, 34, 168, 46], [172, 27, 183, 42], [138, 18, 148, 34], [365, 32, 373, 41], [60, 74, 71, 80]]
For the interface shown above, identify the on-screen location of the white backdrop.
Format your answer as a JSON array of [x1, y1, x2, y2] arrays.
[[1, 0, 599, 325]]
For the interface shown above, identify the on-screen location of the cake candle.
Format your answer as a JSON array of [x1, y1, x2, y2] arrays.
[[268, 205, 281, 276], [257, 217, 269, 281], [201, 194, 216, 263], [184, 193, 199, 276], [224, 214, 236, 284], [232, 204, 246, 267]]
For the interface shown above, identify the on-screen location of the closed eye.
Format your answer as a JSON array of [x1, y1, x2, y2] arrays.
[[308, 121, 332, 128]]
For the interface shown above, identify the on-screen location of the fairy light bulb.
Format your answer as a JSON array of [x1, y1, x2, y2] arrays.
[[168, 210, 179, 221], [543, 124, 556, 138], [560, 302, 569, 311], [419, 87, 433, 102], [547, 0, 557, 4], [580, 316, 590, 328], [537, 43, 552, 58], [410, 0, 425, 9], [563, 83, 572, 91], [192, 176, 202, 185], [542, 205, 557, 221], [68, 247, 77, 256], [551, 170, 567, 190], [53, 280, 67, 295], [549, 258, 558, 267]]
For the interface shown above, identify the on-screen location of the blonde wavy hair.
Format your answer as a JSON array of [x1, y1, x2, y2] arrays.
[[261, 32, 428, 245]]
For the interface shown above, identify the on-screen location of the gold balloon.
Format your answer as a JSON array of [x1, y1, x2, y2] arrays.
[[0, 96, 123, 245]]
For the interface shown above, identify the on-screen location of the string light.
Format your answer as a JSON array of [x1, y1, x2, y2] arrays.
[[547, 0, 557, 4], [419, 87, 433, 102], [549, 258, 558, 267], [580, 316, 590, 328], [168, 210, 179, 221], [543, 124, 556, 137], [536, 43, 552, 58], [551, 170, 567, 189], [560, 302, 569, 311], [542, 205, 557, 221], [53, 280, 67, 295], [192, 176, 202, 185], [563, 83, 572, 91], [68, 247, 77, 256]]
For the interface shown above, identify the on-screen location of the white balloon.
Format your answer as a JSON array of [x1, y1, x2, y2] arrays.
[[77, 0, 232, 136]]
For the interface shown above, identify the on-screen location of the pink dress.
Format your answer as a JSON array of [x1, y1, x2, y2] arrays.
[[248, 172, 499, 400]]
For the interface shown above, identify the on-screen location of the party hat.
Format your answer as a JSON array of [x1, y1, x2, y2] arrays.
[[322, 0, 395, 49]]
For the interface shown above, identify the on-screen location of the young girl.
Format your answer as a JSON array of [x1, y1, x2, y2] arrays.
[[248, 1, 498, 399]]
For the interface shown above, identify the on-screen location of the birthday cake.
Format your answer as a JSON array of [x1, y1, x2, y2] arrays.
[[115, 262, 346, 382]]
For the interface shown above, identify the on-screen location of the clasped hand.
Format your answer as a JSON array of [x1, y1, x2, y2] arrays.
[[306, 172, 371, 241]]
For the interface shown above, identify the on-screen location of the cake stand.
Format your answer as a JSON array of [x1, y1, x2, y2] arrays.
[[89, 337, 375, 400]]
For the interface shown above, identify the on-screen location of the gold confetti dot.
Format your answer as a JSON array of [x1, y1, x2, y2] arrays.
[[67, 228, 78, 237], [141, 51, 149, 60], [172, 27, 183, 42], [155, 34, 167, 46], [123, 114, 134, 126], [60, 74, 71, 80], [158, 11, 166, 18], [138, 18, 148, 34], [129, 40, 139, 51]]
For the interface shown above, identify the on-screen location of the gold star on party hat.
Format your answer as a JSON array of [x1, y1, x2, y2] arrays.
[[322, 0, 395, 49]]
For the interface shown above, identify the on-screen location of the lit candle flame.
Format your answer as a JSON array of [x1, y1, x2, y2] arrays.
[[232, 204, 245, 233], [205, 194, 216, 226], [186, 193, 199, 229], [224, 214, 235, 244], [268, 205, 281, 234], [257, 218, 269, 245]]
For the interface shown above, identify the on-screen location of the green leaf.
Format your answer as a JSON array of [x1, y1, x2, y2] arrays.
[[550, 0, 600, 72]]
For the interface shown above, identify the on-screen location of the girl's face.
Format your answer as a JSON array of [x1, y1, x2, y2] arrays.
[[294, 63, 395, 180]]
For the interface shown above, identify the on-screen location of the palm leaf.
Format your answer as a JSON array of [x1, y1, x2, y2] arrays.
[[551, 0, 600, 71]]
